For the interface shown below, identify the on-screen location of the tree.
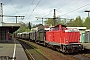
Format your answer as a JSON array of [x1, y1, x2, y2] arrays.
[[44, 18, 55, 26], [44, 17, 66, 26], [66, 19, 74, 27], [83, 17, 90, 29], [57, 18, 66, 25], [73, 16, 83, 27], [28, 22, 31, 30], [16, 22, 28, 33]]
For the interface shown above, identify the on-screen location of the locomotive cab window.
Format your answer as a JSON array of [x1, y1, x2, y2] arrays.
[[62, 27, 66, 30], [54, 27, 59, 31], [50, 28, 53, 31]]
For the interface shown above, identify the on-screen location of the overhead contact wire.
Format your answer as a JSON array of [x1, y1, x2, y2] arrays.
[[9, 0, 19, 14], [26, 0, 42, 21], [56, 0, 74, 11], [42, 0, 74, 17], [24, 0, 35, 20], [61, 3, 90, 16]]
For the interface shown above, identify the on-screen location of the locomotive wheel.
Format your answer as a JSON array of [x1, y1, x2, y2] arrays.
[[43, 42, 46, 47], [62, 45, 67, 53], [56, 47, 60, 51], [53, 46, 56, 50]]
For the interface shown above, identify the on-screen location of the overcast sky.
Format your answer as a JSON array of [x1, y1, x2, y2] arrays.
[[0, 0, 90, 25]]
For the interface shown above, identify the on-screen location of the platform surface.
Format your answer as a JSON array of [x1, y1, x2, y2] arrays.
[[0, 38, 28, 60], [81, 43, 90, 49]]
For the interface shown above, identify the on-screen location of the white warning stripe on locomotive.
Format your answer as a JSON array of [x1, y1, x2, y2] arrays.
[[65, 28, 79, 32]]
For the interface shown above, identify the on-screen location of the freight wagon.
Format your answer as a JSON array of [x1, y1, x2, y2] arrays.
[[35, 30, 46, 45]]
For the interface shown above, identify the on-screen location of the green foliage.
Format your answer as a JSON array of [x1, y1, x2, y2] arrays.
[[16, 22, 29, 33], [83, 17, 90, 29], [73, 16, 83, 27], [44, 18, 55, 26], [25, 28, 30, 32], [66, 19, 74, 27], [66, 16, 83, 27], [57, 18, 66, 25], [44, 17, 66, 26]]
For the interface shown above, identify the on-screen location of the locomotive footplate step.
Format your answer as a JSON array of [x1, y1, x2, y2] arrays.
[[0, 38, 28, 60]]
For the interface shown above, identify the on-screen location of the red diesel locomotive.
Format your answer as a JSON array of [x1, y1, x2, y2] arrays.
[[45, 24, 83, 53]]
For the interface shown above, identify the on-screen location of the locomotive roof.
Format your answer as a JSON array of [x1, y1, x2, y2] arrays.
[[52, 24, 66, 28]]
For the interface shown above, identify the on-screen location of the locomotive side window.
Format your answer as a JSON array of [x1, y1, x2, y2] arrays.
[[54, 27, 59, 31], [62, 27, 66, 30]]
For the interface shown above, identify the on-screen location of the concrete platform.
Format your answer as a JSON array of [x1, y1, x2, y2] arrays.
[[81, 43, 90, 49], [0, 38, 28, 60]]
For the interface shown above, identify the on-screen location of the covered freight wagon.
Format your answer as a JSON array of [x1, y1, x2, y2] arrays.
[[35, 30, 46, 44]]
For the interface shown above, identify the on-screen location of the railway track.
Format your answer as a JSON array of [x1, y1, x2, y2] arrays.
[[20, 39, 77, 60], [67, 49, 90, 60], [72, 54, 90, 60], [18, 39, 50, 60], [18, 39, 90, 60]]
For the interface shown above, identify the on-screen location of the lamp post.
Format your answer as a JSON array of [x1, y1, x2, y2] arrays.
[[84, 10, 90, 17]]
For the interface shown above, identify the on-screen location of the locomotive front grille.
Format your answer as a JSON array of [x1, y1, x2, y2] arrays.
[[66, 32, 79, 43]]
